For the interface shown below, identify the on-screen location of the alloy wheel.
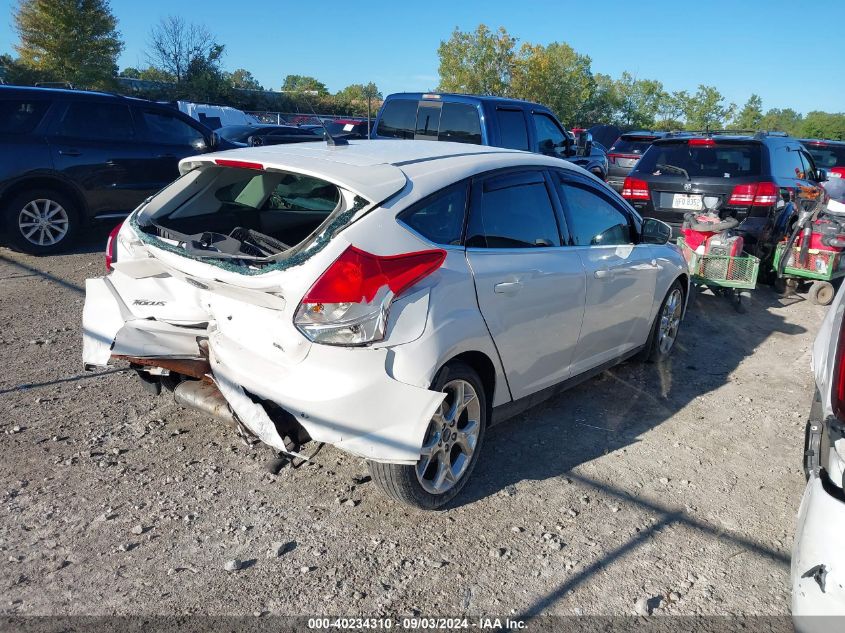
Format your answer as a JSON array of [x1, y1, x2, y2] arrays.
[[18, 199, 70, 247], [658, 288, 683, 355], [416, 379, 481, 495]]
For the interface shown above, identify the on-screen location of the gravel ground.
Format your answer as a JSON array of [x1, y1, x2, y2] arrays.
[[0, 232, 824, 618]]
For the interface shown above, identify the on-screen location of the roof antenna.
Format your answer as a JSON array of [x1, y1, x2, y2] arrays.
[[304, 96, 347, 146]]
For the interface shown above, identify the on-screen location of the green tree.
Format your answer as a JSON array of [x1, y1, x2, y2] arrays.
[[120, 66, 175, 83], [799, 111, 845, 140], [578, 73, 620, 125], [336, 82, 382, 102], [613, 72, 664, 128], [682, 85, 735, 130], [281, 74, 328, 94], [437, 24, 517, 96], [228, 68, 263, 91], [759, 108, 803, 136], [735, 94, 763, 131], [13, 0, 123, 89], [654, 90, 688, 130], [510, 41, 593, 125]]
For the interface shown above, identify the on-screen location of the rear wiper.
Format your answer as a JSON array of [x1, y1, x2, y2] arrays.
[[656, 163, 690, 181]]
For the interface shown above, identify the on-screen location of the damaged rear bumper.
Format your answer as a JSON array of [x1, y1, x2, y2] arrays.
[[83, 276, 445, 464]]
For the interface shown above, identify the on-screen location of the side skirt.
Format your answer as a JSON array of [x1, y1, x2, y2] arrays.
[[490, 346, 644, 426]]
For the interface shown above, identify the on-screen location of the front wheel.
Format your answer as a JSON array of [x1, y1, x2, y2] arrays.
[[368, 361, 487, 510], [638, 279, 685, 363]]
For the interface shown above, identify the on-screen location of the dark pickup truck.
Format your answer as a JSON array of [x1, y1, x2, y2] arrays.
[[371, 92, 608, 179]]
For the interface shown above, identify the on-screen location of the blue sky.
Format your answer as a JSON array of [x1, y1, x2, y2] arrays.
[[2, 0, 843, 114]]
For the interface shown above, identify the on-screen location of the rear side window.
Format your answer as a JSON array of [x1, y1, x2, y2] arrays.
[[438, 102, 482, 144], [496, 109, 529, 151], [609, 137, 656, 155], [57, 102, 135, 141], [376, 99, 417, 139], [466, 174, 560, 248], [398, 182, 467, 245], [0, 99, 50, 134], [557, 177, 632, 246], [636, 142, 762, 178], [140, 109, 205, 146]]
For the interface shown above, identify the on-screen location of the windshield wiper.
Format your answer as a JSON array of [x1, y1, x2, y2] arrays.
[[656, 163, 690, 181]]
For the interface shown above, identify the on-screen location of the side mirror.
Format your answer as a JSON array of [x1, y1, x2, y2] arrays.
[[577, 131, 593, 157], [641, 218, 672, 245], [816, 168, 828, 183], [564, 131, 576, 157]]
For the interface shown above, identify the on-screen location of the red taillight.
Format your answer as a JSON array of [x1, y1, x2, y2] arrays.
[[303, 246, 446, 303], [622, 177, 650, 200], [830, 167, 845, 179], [834, 320, 845, 420], [214, 159, 264, 170], [295, 246, 446, 345], [105, 222, 123, 271], [688, 138, 715, 147], [728, 182, 778, 206]]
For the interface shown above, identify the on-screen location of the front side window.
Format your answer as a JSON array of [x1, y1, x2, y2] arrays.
[[376, 99, 417, 139], [466, 174, 560, 248], [57, 102, 135, 141], [557, 177, 632, 246], [438, 102, 482, 144], [496, 109, 529, 151], [398, 182, 467, 245], [533, 113, 567, 157], [0, 98, 50, 134], [140, 109, 205, 146]]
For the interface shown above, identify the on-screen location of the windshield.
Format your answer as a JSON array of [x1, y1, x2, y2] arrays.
[[804, 144, 845, 169], [636, 142, 762, 178], [609, 137, 657, 155]]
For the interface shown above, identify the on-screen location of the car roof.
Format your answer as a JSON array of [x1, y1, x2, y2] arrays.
[[183, 139, 582, 203], [384, 91, 548, 110], [801, 138, 845, 146]]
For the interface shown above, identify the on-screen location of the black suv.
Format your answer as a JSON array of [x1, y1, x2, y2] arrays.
[[372, 93, 608, 179], [0, 86, 224, 254], [606, 131, 669, 192], [622, 132, 827, 269]]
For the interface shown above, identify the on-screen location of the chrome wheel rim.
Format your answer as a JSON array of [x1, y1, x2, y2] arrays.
[[416, 379, 481, 495], [18, 199, 69, 246], [658, 288, 683, 355]]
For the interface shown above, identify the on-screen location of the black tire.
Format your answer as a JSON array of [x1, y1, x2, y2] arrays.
[[3, 189, 80, 255], [808, 281, 835, 306], [368, 361, 487, 510], [637, 279, 685, 363]]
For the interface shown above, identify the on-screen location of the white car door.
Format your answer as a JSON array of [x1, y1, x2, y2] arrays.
[[465, 169, 587, 400], [552, 171, 659, 375]]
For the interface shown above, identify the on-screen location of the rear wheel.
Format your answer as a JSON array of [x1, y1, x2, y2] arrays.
[[4, 189, 79, 254], [638, 280, 685, 363], [368, 361, 487, 510]]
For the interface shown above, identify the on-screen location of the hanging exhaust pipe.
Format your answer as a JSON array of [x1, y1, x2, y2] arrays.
[[173, 380, 237, 429]]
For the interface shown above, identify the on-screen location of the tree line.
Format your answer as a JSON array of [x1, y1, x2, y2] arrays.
[[1, 3, 843, 139], [437, 25, 844, 138]]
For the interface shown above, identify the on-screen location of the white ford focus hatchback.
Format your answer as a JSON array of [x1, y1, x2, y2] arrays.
[[82, 139, 688, 509]]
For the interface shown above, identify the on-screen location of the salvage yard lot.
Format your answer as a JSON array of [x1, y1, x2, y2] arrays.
[[0, 235, 822, 617]]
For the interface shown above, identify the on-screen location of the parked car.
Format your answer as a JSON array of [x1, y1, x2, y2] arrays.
[[82, 139, 688, 509], [0, 86, 226, 255], [217, 124, 321, 147], [800, 138, 845, 179], [176, 101, 261, 130], [371, 93, 608, 180], [606, 131, 669, 192], [621, 132, 827, 273], [793, 276, 845, 626], [316, 118, 371, 140]]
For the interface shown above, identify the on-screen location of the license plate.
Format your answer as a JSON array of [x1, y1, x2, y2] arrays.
[[672, 194, 703, 211]]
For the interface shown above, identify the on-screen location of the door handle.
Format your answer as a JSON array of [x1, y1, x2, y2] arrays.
[[594, 269, 614, 279], [494, 281, 522, 295], [58, 149, 81, 156]]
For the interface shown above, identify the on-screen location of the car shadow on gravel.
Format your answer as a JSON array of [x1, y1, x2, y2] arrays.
[[457, 286, 807, 507]]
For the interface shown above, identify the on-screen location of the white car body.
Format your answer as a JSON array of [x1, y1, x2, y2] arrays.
[[82, 140, 688, 503], [793, 281, 845, 629]]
